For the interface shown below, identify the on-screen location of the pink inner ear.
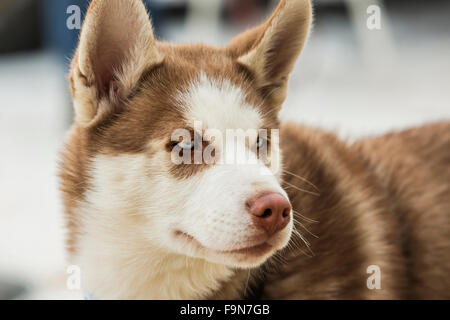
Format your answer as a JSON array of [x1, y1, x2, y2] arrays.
[[91, 18, 139, 96], [94, 48, 124, 96]]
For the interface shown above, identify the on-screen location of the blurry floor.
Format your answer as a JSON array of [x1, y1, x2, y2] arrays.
[[0, 2, 449, 299]]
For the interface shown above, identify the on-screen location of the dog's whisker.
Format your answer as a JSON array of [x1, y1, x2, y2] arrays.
[[285, 240, 299, 253], [294, 219, 319, 239], [283, 169, 320, 192], [283, 181, 320, 197], [289, 236, 314, 258], [292, 225, 310, 248], [294, 231, 310, 249], [272, 252, 289, 266], [292, 225, 315, 257], [293, 209, 319, 224], [244, 270, 251, 297]]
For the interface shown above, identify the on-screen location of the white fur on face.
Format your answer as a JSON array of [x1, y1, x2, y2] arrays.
[[75, 76, 292, 299], [179, 74, 263, 132], [165, 161, 292, 267], [169, 75, 291, 267], [75, 152, 236, 299]]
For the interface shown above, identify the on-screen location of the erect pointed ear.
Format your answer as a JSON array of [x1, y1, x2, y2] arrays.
[[227, 0, 312, 111], [69, 0, 163, 126]]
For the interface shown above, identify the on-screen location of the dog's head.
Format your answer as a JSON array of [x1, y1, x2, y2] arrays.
[[66, 0, 311, 269]]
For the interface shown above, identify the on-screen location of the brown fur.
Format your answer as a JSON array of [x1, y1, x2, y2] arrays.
[[60, 0, 450, 299]]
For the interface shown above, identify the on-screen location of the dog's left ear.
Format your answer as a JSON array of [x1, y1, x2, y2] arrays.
[[227, 0, 312, 111], [69, 0, 162, 126]]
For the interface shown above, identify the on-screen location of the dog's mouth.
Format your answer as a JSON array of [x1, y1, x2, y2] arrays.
[[174, 230, 274, 257]]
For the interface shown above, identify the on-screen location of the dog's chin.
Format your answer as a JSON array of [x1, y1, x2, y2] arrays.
[[172, 226, 292, 268]]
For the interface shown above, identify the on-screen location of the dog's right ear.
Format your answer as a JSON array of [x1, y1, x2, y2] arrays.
[[227, 0, 312, 112], [69, 0, 162, 126]]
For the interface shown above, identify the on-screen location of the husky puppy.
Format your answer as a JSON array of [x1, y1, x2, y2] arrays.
[[60, 0, 450, 299]]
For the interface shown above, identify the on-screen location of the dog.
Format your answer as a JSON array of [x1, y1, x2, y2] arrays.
[[59, 0, 450, 299]]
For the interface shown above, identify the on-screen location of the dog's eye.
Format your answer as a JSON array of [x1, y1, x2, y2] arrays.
[[166, 139, 196, 153], [177, 141, 195, 150]]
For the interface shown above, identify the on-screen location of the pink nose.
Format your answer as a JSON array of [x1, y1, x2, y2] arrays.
[[248, 193, 291, 237]]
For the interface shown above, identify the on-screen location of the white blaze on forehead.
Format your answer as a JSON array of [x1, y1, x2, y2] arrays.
[[179, 74, 262, 132]]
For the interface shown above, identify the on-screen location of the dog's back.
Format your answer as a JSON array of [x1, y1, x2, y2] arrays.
[[256, 122, 450, 299]]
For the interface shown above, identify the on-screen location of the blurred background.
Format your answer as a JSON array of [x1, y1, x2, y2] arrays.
[[0, 0, 449, 299]]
